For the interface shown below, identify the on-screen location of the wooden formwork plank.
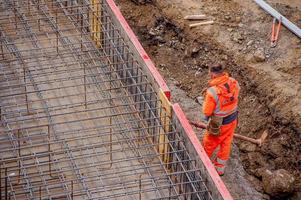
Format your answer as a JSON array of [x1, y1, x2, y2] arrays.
[[158, 89, 172, 165], [90, 0, 101, 47], [95, 0, 101, 46]]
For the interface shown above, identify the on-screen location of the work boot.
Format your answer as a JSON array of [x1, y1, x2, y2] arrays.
[[217, 171, 224, 176], [213, 158, 226, 176]]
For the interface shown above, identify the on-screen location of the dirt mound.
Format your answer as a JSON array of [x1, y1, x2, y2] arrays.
[[115, 0, 301, 198]]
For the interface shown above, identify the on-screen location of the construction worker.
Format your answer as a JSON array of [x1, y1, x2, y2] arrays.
[[202, 64, 240, 176]]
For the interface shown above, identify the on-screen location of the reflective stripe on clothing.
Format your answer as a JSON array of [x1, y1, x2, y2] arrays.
[[215, 166, 225, 175], [215, 157, 227, 175], [203, 119, 237, 160], [203, 119, 237, 176], [207, 87, 221, 114], [207, 87, 237, 116], [216, 157, 227, 165], [202, 73, 239, 176]]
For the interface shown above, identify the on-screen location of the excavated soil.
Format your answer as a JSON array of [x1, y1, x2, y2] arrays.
[[115, 0, 301, 199]]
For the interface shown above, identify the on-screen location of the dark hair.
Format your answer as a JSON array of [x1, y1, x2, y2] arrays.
[[209, 64, 224, 74]]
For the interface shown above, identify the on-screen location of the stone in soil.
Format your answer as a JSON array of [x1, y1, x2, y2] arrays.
[[268, 141, 284, 158], [232, 32, 244, 43], [253, 48, 266, 62], [246, 40, 254, 47], [262, 169, 295, 197]]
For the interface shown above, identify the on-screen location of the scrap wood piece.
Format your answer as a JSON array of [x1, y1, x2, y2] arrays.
[[189, 20, 214, 28], [184, 14, 207, 20]]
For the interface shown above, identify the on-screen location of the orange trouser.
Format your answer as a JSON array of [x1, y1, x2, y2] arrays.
[[202, 119, 237, 174]]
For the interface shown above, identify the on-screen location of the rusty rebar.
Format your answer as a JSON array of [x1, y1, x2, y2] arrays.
[[0, 0, 211, 199]]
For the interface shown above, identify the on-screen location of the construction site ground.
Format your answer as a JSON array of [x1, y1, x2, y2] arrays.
[[115, 0, 301, 199]]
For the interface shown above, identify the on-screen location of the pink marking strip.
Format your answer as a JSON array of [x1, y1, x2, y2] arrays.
[[172, 103, 234, 200], [106, 0, 170, 100]]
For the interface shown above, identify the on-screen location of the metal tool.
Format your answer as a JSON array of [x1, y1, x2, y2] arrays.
[[254, 0, 301, 39], [271, 17, 282, 47]]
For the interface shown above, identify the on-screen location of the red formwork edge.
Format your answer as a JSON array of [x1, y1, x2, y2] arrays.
[[106, 0, 171, 100], [173, 103, 234, 200]]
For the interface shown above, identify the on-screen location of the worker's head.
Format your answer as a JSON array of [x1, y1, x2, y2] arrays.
[[209, 64, 224, 79]]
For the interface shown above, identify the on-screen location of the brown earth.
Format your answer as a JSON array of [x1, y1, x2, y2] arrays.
[[115, 0, 301, 199]]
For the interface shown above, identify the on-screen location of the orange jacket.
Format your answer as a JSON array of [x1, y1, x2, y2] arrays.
[[203, 73, 240, 118]]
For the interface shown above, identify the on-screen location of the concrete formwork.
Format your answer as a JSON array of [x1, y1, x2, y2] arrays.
[[0, 0, 233, 199]]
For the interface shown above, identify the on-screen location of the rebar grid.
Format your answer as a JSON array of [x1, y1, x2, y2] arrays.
[[0, 0, 212, 199]]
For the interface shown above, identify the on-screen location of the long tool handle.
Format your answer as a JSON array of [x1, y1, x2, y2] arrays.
[[189, 120, 263, 145], [189, 120, 207, 129], [233, 134, 260, 145]]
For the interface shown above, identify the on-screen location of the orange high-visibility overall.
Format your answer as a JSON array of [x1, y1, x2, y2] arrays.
[[202, 73, 240, 175]]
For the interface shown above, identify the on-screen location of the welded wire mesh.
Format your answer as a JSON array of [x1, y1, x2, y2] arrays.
[[0, 0, 213, 199]]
